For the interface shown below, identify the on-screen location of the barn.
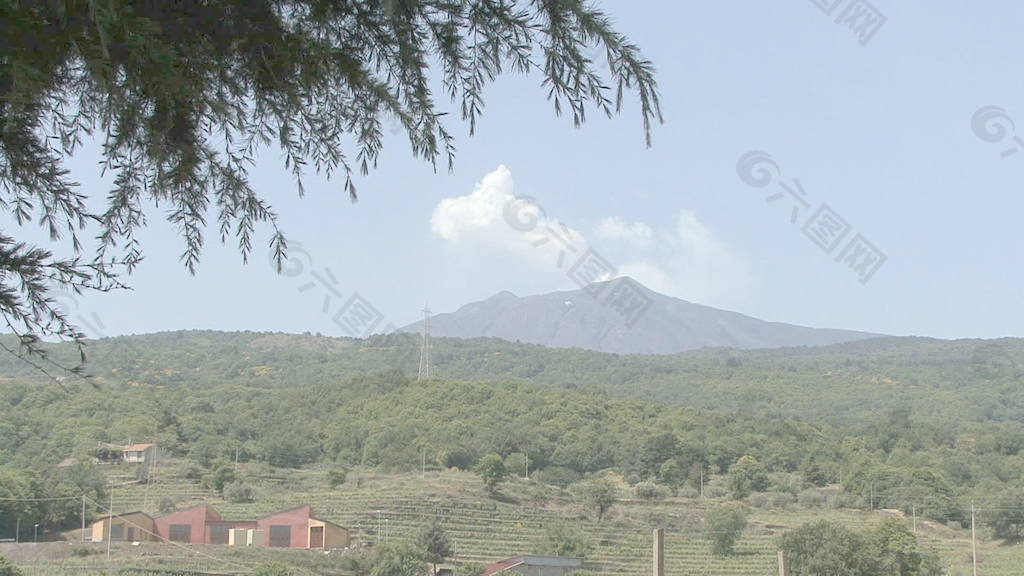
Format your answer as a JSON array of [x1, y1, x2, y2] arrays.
[[256, 505, 350, 548], [90, 511, 156, 542], [90, 504, 349, 548]]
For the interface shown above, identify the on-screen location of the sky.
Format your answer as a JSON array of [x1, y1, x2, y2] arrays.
[[12, 0, 1024, 341]]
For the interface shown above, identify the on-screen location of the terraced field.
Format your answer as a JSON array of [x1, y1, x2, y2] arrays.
[[15, 463, 1023, 576]]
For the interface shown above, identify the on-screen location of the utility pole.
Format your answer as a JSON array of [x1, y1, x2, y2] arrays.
[[699, 465, 705, 499], [82, 495, 87, 541], [653, 528, 664, 576], [15, 518, 19, 543], [525, 452, 529, 480], [971, 503, 978, 576], [912, 505, 917, 533], [106, 489, 113, 563], [422, 447, 426, 478], [777, 550, 787, 576]]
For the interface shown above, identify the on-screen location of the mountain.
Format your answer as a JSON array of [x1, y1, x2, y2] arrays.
[[401, 277, 881, 354]]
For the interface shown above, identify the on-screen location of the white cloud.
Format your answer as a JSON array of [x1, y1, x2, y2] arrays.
[[430, 165, 588, 291], [595, 217, 654, 248], [616, 209, 753, 308], [430, 165, 752, 309]]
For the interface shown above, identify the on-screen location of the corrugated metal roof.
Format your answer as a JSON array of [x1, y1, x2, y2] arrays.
[[123, 443, 154, 451], [483, 560, 524, 576]]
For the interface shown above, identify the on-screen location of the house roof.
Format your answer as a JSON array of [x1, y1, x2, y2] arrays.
[[483, 561, 524, 576], [94, 511, 153, 522], [311, 516, 347, 530], [123, 443, 154, 451], [484, 556, 583, 576], [156, 503, 222, 521], [256, 504, 313, 520]]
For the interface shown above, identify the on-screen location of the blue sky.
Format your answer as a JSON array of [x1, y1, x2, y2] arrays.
[[18, 0, 1024, 341]]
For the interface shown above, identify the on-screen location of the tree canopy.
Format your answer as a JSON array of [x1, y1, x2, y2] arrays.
[[0, 0, 661, 366]]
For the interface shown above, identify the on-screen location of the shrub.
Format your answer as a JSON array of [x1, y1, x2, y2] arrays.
[[534, 466, 580, 488], [728, 455, 769, 499], [223, 481, 255, 503], [201, 461, 235, 495], [634, 481, 665, 500], [504, 453, 529, 478], [327, 467, 348, 489], [71, 547, 99, 557], [0, 556, 20, 576], [798, 488, 828, 508], [458, 562, 485, 576], [182, 463, 203, 480], [252, 563, 292, 576], [704, 502, 748, 556], [534, 522, 591, 558], [158, 495, 179, 513]]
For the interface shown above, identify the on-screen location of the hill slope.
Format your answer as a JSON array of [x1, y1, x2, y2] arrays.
[[400, 277, 880, 354]]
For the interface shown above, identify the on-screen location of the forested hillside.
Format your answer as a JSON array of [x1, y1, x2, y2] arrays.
[[4, 331, 1020, 425], [1, 331, 1022, 545]]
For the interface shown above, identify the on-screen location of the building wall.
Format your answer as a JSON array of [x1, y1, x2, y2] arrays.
[[90, 513, 155, 542], [308, 518, 350, 548], [510, 566, 579, 576], [154, 505, 223, 544], [256, 506, 312, 548]]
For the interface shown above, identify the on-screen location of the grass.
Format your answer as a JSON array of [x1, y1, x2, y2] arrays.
[[7, 460, 1022, 576]]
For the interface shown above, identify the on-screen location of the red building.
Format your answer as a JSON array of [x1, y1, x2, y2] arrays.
[[258, 505, 315, 548], [154, 504, 225, 544], [139, 504, 347, 548]]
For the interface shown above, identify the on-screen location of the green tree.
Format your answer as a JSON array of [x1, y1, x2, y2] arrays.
[[639, 432, 680, 477], [371, 543, 426, 576], [873, 519, 924, 576], [779, 521, 877, 576], [0, 556, 22, 576], [576, 477, 618, 522], [704, 503, 748, 556], [728, 455, 769, 499], [535, 522, 591, 559], [504, 452, 529, 478], [0, 0, 661, 365], [201, 461, 236, 495], [457, 563, 485, 576], [416, 519, 452, 574], [986, 488, 1024, 541], [658, 459, 684, 487], [474, 453, 506, 495], [327, 467, 348, 489]]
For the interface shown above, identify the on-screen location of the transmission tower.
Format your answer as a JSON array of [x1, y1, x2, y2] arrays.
[[417, 304, 432, 380]]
